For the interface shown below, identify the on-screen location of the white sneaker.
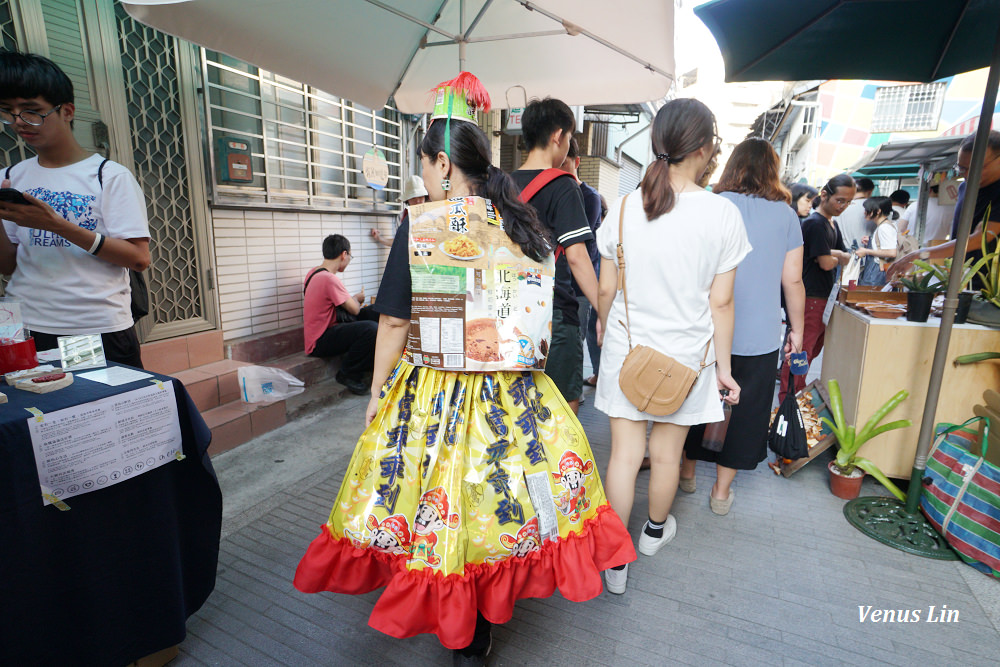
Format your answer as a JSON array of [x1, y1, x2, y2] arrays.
[[604, 564, 628, 594], [637, 515, 677, 556]]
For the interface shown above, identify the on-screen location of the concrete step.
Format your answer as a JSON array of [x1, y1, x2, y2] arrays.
[[201, 400, 287, 456], [172, 359, 252, 414], [141, 330, 224, 375], [267, 352, 340, 387]]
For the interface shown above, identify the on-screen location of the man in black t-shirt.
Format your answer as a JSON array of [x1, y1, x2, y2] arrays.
[[779, 176, 854, 400], [889, 131, 1000, 289], [511, 98, 598, 413]]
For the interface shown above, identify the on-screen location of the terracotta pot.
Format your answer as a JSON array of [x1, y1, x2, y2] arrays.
[[828, 461, 864, 500]]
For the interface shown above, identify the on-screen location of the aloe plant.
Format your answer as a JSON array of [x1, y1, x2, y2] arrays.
[[898, 262, 945, 293], [920, 256, 988, 293], [974, 203, 1000, 307], [821, 379, 910, 502]]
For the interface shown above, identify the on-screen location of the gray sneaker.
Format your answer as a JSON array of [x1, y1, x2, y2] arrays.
[[637, 515, 677, 556], [604, 564, 628, 594]]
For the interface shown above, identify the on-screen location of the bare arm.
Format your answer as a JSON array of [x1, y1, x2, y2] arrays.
[[365, 314, 410, 425], [856, 246, 897, 260], [370, 228, 394, 248], [597, 257, 617, 344], [0, 229, 16, 274], [708, 267, 739, 405], [817, 248, 851, 271], [780, 247, 806, 357], [887, 220, 1000, 279], [564, 242, 598, 310], [0, 193, 150, 271]]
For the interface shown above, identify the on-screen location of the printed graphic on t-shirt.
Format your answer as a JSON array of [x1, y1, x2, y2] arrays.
[[25, 187, 98, 247]]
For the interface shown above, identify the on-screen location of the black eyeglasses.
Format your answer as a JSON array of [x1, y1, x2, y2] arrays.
[[955, 153, 1000, 175], [0, 104, 62, 127]]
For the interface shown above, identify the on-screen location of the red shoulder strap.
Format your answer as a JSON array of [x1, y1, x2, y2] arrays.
[[518, 168, 573, 203]]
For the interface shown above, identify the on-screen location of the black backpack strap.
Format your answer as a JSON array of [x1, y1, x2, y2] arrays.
[[303, 267, 329, 295], [97, 158, 109, 189], [4, 165, 11, 180]]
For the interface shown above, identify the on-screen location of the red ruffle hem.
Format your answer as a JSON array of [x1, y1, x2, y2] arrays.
[[293, 503, 636, 649]]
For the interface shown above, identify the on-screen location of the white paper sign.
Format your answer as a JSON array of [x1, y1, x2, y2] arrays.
[[27, 382, 183, 505], [79, 366, 153, 386]]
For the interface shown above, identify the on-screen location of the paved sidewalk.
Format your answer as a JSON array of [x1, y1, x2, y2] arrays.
[[174, 384, 1000, 666]]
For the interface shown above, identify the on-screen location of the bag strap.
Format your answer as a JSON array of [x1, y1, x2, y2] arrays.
[[303, 267, 329, 295], [929, 416, 989, 458], [616, 193, 712, 370], [97, 158, 109, 189], [4, 165, 10, 180], [517, 168, 572, 204]]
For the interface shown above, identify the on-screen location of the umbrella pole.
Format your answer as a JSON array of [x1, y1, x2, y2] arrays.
[[844, 19, 1000, 558]]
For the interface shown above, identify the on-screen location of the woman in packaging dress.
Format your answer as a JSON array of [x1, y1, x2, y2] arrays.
[[294, 74, 635, 665]]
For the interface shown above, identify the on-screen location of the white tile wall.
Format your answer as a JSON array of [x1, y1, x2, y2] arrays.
[[210, 208, 399, 340]]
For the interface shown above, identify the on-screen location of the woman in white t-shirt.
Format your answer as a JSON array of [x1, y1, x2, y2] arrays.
[[595, 99, 751, 594], [856, 196, 898, 287]]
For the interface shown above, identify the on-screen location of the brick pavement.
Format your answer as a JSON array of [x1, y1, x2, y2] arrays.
[[172, 386, 1000, 666]]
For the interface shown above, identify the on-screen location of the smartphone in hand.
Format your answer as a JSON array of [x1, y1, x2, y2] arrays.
[[0, 188, 30, 205]]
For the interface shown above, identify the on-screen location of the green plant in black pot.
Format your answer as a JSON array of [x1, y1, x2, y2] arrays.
[[899, 262, 944, 322], [923, 256, 988, 323]]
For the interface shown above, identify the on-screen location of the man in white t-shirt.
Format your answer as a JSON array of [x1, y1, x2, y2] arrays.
[[0, 52, 151, 367], [902, 184, 955, 243]]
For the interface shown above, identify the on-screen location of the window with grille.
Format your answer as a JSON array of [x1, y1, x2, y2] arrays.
[[871, 83, 946, 133], [203, 50, 403, 209]]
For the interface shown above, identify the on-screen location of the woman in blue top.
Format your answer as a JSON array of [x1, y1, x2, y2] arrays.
[[681, 138, 806, 515]]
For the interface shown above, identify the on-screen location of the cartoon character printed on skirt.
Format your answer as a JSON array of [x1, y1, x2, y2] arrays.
[[552, 450, 593, 523], [499, 516, 542, 558], [365, 514, 412, 556], [410, 486, 460, 566]]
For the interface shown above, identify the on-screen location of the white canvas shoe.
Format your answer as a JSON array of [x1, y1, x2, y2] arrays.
[[605, 563, 628, 594], [637, 514, 677, 556]]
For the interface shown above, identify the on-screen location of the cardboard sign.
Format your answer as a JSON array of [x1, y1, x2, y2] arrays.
[[938, 178, 961, 206], [362, 148, 390, 190], [404, 197, 555, 371]]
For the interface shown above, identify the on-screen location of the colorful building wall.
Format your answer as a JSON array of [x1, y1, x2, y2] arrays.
[[810, 68, 999, 183]]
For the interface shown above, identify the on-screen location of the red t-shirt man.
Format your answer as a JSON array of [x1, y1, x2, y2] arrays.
[[302, 234, 376, 394]]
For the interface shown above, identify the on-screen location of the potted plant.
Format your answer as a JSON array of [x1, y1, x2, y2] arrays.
[[921, 256, 987, 324], [968, 216, 1000, 327], [898, 261, 944, 322], [822, 379, 911, 500]]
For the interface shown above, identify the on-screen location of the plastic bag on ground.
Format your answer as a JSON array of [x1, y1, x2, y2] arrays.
[[237, 365, 304, 403]]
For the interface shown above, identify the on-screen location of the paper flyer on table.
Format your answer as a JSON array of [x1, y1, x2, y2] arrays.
[[78, 366, 153, 386], [27, 382, 183, 505]]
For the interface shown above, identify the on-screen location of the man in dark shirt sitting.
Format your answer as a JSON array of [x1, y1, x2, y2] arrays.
[[779, 174, 854, 400]]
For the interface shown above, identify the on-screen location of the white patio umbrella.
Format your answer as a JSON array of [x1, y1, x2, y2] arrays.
[[122, 0, 675, 112]]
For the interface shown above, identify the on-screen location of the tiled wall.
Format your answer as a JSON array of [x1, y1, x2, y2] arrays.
[[579, 156, 623, 205], [211, 208, 398, 340]]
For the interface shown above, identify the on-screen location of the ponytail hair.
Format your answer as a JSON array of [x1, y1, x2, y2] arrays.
[[419, 120, 550, 262], [640, 98, 717, 220]]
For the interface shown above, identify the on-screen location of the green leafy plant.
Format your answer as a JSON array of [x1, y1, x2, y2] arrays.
[[922, 256, 988, 293], [974, 204, 1000, 307], [822, 379, 910, 501], [898, 261, 946, 293]]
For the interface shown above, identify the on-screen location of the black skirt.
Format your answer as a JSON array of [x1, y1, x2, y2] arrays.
[[683, 349, 780, 470]]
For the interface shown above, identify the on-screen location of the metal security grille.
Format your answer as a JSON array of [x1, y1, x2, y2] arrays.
[[115, 3, 204, 326], [871, 83, 946, 133], [203, 50, 403, 209], [0, 0, 34, 168]]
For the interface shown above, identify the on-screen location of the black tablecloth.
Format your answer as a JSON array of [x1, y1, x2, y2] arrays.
[[0, 364, 222, 666]]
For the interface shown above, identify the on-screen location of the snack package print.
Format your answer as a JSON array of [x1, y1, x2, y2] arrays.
[[404, 196, 555, 371]]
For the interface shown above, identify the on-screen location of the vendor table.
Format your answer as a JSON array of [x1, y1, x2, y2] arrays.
[[0, 364, 222, 666], [822, 303, 1000, 478]]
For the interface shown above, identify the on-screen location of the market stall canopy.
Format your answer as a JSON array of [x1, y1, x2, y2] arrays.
[[694, 0, 1000, 83], [849, 136, 965, 179], [121, 0, 675, 112]]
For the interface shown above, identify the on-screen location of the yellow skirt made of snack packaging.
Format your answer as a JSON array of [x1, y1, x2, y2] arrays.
[[294, 360, 634, 649]]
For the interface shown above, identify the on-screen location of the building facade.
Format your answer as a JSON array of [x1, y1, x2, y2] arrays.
[[0, 0, 410, 346]]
